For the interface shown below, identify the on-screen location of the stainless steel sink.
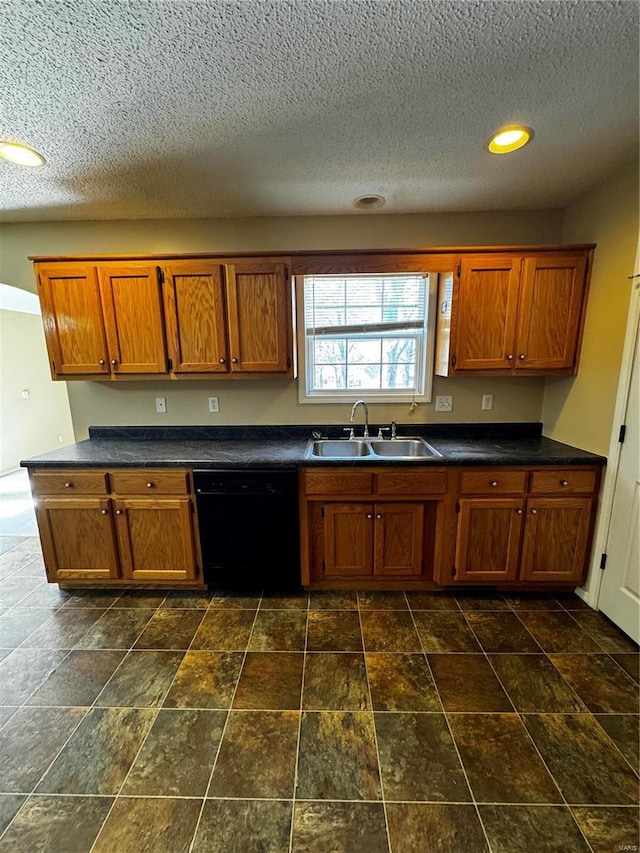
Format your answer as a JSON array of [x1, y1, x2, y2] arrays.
[[308, 439, 370, 457], [368, 438, 441, 459], [306, 437, 441, 460]]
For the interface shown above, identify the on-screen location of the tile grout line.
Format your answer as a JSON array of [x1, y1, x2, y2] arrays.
[[407, 596, 495, 853], [359, 594, 400, 853], [288, 595, 310, 853], [187, 591, 266, 853]]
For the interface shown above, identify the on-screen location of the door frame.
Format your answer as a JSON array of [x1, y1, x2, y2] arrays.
[[578, 235, 640, 608]]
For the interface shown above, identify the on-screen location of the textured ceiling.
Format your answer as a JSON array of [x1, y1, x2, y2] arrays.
[[0, 0, 637, 222]]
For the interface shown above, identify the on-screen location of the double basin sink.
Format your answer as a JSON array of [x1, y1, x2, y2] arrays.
[[306, 436, 442, 461]]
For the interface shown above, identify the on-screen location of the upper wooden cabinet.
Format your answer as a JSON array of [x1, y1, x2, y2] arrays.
[[436, 251, 591, 376], [35, 256, 294, 380], [37, 262, 167, 378]]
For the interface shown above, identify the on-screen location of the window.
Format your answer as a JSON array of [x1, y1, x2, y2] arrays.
[[298, 273, 437, 403]]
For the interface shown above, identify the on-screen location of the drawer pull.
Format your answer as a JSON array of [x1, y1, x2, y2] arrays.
[[376, 513, 383, 519], [64, 482, 72, 488], [519, 354, 526, 360], [530, 508, 538, 515], [99, 359, 105, 366], [111, 359, 117, 366], [231, 357, 238, 364], [146, 482, 154, 488], [100, 509, 107, 515], [506, 354, 514, 360], [560, 480, 569, 487], [219, 358, 225, 364], [516, 509, 523, 515], [366, 513, 373, 519], [490, 480, 498, 487], [115, 509, 123, 515]]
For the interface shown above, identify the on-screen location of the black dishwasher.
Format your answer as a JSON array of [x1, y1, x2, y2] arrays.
[[193, 470, 301, 591]]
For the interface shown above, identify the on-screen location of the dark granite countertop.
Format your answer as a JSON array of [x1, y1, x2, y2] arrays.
[[20, 424, 607, 470]]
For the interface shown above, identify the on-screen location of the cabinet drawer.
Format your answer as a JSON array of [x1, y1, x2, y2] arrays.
[[460, 470, 527, 495], [529, 469, 597, 495], [303, 471, 373, 495], [376, 470, 448, 495], [29, 469, 109, 496], [110, 469, 191, 495]]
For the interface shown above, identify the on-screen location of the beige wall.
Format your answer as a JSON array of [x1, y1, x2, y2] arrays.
[[0, 309, 74, 472], [542, 161, 639, 455], [0, 209, 563, 437]]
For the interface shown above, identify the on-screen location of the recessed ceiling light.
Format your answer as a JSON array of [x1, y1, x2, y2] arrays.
[[354, 194, 385, 210], [0, 141, 46, 167], [488, 126, 533, 154]]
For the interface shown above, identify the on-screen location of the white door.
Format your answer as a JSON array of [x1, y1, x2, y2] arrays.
[[598, 278, 640, 642]]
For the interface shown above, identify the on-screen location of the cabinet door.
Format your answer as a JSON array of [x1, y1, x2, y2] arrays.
[[224, 260, 292, 373], [453, 257, 521, 370], [520, 497, 593, 583], [36, 264, 110, 376], [35, 497, 120, 581], [515, 256, 588, 370], [115, 497, 199, 582], [162, 262, 229, 373], [455, 498, 523, 582], [323, 503, 374, 578], [374, 503, 424, 577], [98, 265, 168, 374]]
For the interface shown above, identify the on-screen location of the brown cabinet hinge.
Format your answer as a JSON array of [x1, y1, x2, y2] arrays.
[[167, 358, 173, 372], [456, 263, 461, 277], [286, 356, 291, 368], [157, 266, 165, 285], [451, 566, 457, 576], [455, 501, 460, 513], [451, 354, 457, 367], [284, 266, 289, 281]]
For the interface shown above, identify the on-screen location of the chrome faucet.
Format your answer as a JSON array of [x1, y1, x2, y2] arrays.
[[350, 400, 369, 438]]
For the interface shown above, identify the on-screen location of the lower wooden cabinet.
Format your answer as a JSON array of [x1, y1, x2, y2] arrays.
[[322, 502, 425, 579], [29, 468, 203, 588], [446, 467, 601, 587], [300, 468, 455, 589], [302, 464, 601, 591]]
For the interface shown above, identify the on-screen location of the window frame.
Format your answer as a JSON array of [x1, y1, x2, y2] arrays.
[[296, 272, 438, 405]]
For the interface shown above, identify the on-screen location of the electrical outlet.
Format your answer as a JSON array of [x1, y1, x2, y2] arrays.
[[435, 395, 453, 412], [155, 397, 167, 413], [482, 394, 494, 411], [208, 396, 220, 413]]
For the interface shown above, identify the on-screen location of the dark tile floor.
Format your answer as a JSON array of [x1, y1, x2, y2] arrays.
[[0, 536, 638, 852]]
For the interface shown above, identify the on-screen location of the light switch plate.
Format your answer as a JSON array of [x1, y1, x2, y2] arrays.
[[435, 395, 453, 412]]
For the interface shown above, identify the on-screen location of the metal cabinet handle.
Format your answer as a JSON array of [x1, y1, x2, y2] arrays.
[[490, 480, 498, 487], [146, 482, 154, 488], [506, 354, 514, 360], [100, 509, 107, 515], [366, 513, 373, 519], [115, 509, 123, 515], [560, 480, 569, 487], [64, 482, 72, 488], [516, 509, 523, 515], [518, 354, 526, 360], [231, 357, 238, 364], [99, 359, 105, 366], [111, 359, 118, 367], [530, 508, 538, 515], [376, 513, 383, 519], [219, 358, 226, 364]]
